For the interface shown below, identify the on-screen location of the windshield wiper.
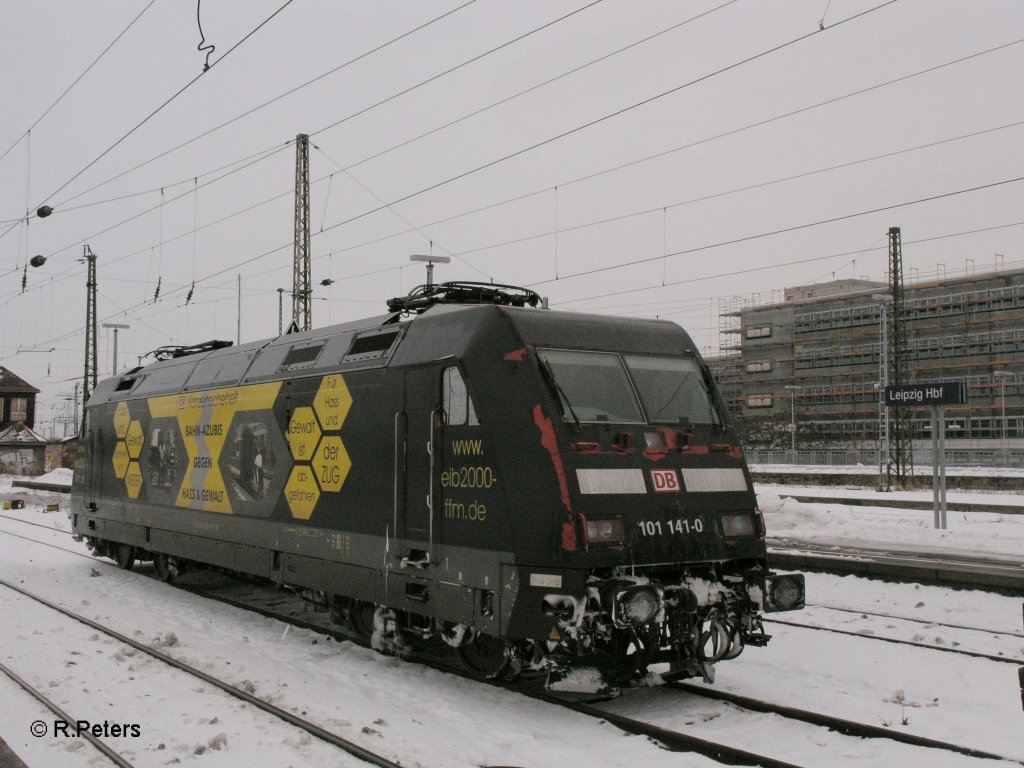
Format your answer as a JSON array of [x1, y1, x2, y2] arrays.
[[539, 358, 581, 430]]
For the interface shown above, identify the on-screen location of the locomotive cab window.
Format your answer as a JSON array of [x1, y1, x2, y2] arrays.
[[537, 350, 644, 424], [443, 367, 479, 426], [624, 355, 722, 426]]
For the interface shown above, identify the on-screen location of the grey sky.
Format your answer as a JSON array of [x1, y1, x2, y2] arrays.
[[1, 0, 1022, 432]]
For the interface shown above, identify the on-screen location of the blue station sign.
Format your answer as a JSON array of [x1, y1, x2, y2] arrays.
[[885, 382, 967, 407]]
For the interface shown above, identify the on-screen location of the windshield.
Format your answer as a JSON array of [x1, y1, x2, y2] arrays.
[[538, 350, 644, 424], [538, 349, 722, 426], [625, 354, 721, 426]]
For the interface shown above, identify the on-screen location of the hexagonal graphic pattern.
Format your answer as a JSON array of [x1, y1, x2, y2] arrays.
[[125, 462, 144, 499], [314, 374, 352, 431], [284, 464, 320, 520], [312, 435, 351, 492], [113, 401, 131, 439], [125, 419, 145, 459], [112, 442, 130, 479], [287, 406, 321, 462]]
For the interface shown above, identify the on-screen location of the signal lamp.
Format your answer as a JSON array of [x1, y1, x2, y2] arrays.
[[763, 573, 805, 612]]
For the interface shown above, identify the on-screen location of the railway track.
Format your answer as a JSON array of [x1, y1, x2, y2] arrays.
[[0, 574, 404, 768], [8, 511, 1015, 668], [3, 513, 1022, 767], [0, 658, 134, 768], [804, 601, 1024, 638], [764, 610, 1023, 665], [665, 681, 1021, 764]]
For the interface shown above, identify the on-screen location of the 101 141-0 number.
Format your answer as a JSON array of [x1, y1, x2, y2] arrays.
[[637, 518, 704, 536]]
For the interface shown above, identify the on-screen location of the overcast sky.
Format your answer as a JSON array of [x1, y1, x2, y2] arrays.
[[2, 0, 1022, 432]]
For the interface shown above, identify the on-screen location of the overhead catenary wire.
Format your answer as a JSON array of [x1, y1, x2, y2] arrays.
[[313, 0, 738, 177], [10, 0, 741, 267], [6, 0, 1015, 374], [0, 0, 159, 168], [13, 9, 1012, 281], [310, 0, 902, 239], [29, 0, 297, 215], [4, 0, 609, 266], [528, 176, 1024, 289], [6, 216, 1024, 371], [555, 218, 1024, 310], [311, 143, 492, 282], [439, 119, 1024, 263], [47, 0, 479, 213]]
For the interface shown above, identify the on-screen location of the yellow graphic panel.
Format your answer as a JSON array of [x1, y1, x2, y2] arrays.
[[285, 465, 320, 520], [112, 442, 130, 479], [125, 420, 145, 459], [148, 382, 282, 514], [288, 407, 321, 462], [313, 435, 351, 492], [314, 374, 352, 431], [113, 401, 131, 439], [125, 462, 143, 499]]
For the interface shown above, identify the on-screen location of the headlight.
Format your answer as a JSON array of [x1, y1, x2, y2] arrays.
[[763, 573, 805, 612], [614, 585, 662, 627], [585, 516, 625, 545]]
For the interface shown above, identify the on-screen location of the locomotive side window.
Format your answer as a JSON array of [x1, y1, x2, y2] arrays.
[[624, 355, 722, 426], [537, 350, 644, 424], [443, 367, 479, 426]]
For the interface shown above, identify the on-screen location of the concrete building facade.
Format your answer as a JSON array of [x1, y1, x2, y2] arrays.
[[709, 267, 1024, 456]]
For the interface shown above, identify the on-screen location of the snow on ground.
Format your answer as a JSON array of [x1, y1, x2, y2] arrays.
[[758, 486, 1024, 561], [1, 472, 1022, 767], [31, 468, 73, 487]]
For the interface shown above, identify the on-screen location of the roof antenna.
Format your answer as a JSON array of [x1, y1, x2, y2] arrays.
[[410, 254, 451, 288]]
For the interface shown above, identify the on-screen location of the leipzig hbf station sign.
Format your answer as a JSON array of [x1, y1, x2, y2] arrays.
[[885, 382, 968, 407]]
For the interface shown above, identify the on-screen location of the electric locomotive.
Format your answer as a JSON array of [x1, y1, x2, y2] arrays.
[[70, 281, 803, 687]]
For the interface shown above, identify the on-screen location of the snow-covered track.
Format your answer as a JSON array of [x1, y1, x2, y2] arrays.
[[0, 658, 135, 768], [805, 602, 1024, 638], [763, 614, 1024, 664], [0, 576, 404, 768], [668, 681, 1021, 764]]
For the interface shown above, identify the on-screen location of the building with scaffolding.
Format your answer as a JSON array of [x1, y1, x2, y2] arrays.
[[708, 266, 1024, 463]]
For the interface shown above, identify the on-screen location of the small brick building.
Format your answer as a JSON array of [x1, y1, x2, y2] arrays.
[[0, 367, 38, 430]]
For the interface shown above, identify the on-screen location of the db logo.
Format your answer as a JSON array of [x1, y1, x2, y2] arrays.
[[650, 469, 680, 493]]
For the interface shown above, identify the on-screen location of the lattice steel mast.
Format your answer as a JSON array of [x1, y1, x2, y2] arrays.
[[83, 245, 98, 404], [292, 133, 311, 331], [886, 226, 914, 484]]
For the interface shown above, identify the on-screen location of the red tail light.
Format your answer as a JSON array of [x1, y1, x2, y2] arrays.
[[585, 517, 625, 545], [722, 513, 756, 538]]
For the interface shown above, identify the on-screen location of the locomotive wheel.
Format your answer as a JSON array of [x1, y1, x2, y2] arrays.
[[152, 553, 178, 584], [340, 599, 376, 640], [114, 544, 136, 571], [457, 632, 510, 680]]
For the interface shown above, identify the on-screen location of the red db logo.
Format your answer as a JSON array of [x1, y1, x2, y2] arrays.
[[650, 469, 680, 493]]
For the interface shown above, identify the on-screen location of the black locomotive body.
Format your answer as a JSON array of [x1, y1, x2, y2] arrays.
[[71, 284, 803, 686]]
